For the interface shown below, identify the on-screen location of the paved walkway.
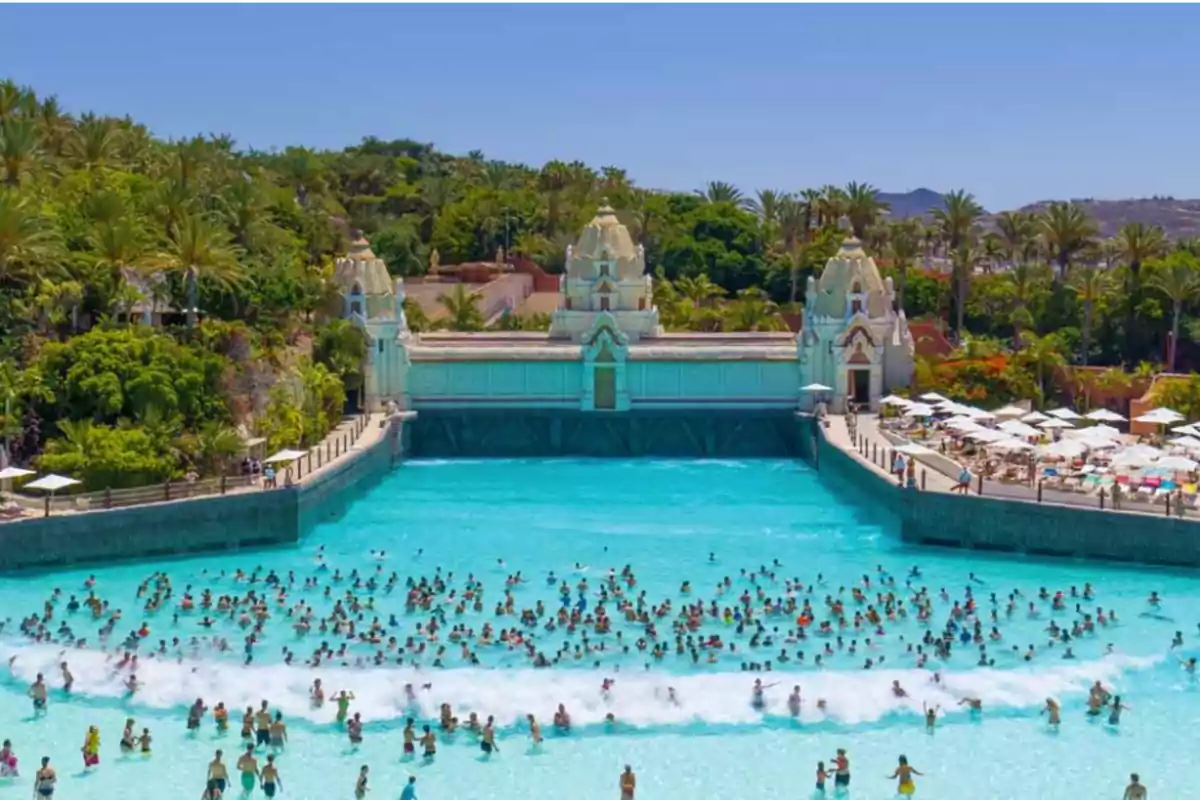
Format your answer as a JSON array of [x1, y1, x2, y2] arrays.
[[832, 414, 956, 491]]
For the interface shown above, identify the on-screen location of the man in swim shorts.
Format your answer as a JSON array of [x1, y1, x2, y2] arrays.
[[254, 704, 272, 749], [402, 718, 416, 757], [236, 745, 258, 795], [207, 750, 228, 794], [28, 674, 47, 712], [259, 754, 281, 798]]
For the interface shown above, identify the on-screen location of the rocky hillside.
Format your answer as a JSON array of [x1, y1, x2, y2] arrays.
[[881, 188, 1200, 239]]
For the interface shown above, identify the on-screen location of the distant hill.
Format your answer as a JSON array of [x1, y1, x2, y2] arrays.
[[878, 188, 948, 220], [997, 198, 1200, 240], [878, 190, 1200, 240]]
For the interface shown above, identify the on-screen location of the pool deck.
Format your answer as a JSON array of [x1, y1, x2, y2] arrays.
[[826, 413, 1199, 520]]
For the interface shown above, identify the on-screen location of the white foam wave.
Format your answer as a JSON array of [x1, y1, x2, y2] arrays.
[[1, 644, 1158, 730]]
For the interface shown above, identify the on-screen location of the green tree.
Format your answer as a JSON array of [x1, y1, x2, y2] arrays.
[[1039, 201, 1098, 282], [0, 189, 60, 284], [313, 318, 368, 402], [1069, 264, 1113, 366], [887, 218, 922, 314], [931, 189, 983, 253], [1146, 250, 1200, 371], [1015, 331, 1069, 404], [696, 181, 747, 208], [437, 283, 485, 331], [844, 181, 889, 240], [0, 117, 40, 186], [154, 213, 247, 327], [1117, 222, 1167, 363]]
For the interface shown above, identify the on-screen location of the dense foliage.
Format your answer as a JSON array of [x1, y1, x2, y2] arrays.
[[3, 76, 1200, 485]]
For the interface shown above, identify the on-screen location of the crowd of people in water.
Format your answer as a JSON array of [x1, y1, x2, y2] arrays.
[[0, 545, 1181, 797]]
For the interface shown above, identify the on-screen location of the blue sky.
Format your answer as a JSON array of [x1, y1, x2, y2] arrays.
[[3, 4, 1198, 209]]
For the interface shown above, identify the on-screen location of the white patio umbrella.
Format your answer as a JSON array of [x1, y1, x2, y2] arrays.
[[998, 420, 1042, 438], [1172, 423, 1200, 437], [1157, 454, 1199, 471], [919, 392, 949, 403], [1085, 409, 1127, 422], [1119, 443, 1162, 460], [1168, 435, 1200, 450], [263, 449, 308, 464], [969, 429, 1012, 443], [1135, 408, 1185, 425], [988, 437, 1035, 452], [903, 403, 936, 417], [945, 417, 985, 431], [964, 407, 996, 421], [880, 395, 911, 406], [1039, 439, 1088, 459], [1048, 408, 1083, 420], [992, 405, 1028, 418], [894, 442, 935, 456], [801, 383, 833, 393], [0, 467, 35, 480], [1111, 450, 1159, 469], [25, 474, 81, 492], [1038, 419, 1075, 429], [1021, 411, 1050, 423]]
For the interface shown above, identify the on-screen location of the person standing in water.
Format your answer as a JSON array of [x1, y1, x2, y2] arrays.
[[354, 765, 369, 800], [28, 674, 47, 713], [335, 691, 355, 724], [59, 663, 73, 694], [480, 717, 498, 757], [402, 718, 416, 758], [259, 754, 281, 799], [1041, 698, 1061, 728], [399, 776, 417, 800], [888, 755, 922, 796], [1108, 696, 1130, 726], [831, 748, 850, 790], [814, 761, 828, 796], [1123, 773, 1146, 800], [236, 744, 259, 795], [207, 750, 228, 794], [620, 765, 636, 800], [527, 714, 543, 747], [33, 757, 55, 798]]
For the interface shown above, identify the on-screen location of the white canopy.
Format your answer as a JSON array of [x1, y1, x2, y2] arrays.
[[945, 417, 985, 432], [992, 405, 1028, 418], [1021, 411, 1050, 423], [1157, 454, 1199, 471], [0, 467, 35, 480], [1172, 423, 1200, 437], [1039, 439, 1089, 459], [24, 474, 81, 492], [919, 392, 949, 402], [965, 408, 996, 421], [969, 429, 1012, 443], [1112, 451, 1160, 469], [903, 403, 936, 417], [1038, 419, 1075, 429], [988, 437, 1035, 452], [881, 395, 911, 406], [894, 442, 935, 456], [1047, 408, 1083, 420], [801, 383, 833, 392], [1135, 408, 1185, 425], [263, 449, 308, 464], [1169, 435, 1200, 450], [998, 420, 1042, 438], [1085, 409, 1127, 422]]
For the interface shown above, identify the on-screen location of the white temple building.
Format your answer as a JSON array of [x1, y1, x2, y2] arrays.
[[798, 237, 915, 410]]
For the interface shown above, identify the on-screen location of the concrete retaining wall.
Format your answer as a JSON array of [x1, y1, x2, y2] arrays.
[[0, 419, 403, 572]]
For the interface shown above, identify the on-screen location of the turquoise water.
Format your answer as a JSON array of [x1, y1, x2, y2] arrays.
[[0, 459, 1196, 799]]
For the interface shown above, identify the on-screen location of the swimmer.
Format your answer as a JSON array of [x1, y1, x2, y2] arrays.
[[527, 714, 543, 746], [957, 697, 983, 712], [310, 679, 324, 706], [402, 718, 416, 757], [400, 776, 417, 800], [831, 748, 850, 790], [922, 702, 939, 731], [480, 717, 499, 756], [236, 745, 258, 795], [354, 765, 369, 800], [815, 761, 828, 796], [419, 726, 436, 760], [620, 764, 636, 800], [335, 691, 355, 723], [787, 685, 802, 716], [891, 680, 907, 698], [59, 663, 72, 694], [207, 750, 229, 795], [1123, 773, 1146, 800], [553, 704, 571, 732], [1041, 698, 1061, 727], [888, 755, 922, 796], [750, 678, 777, 710], [259, 754, 281, 798], [28, 674, 47, 712], [33, 757, 55, 799], [1108, 695, 1130, 725]]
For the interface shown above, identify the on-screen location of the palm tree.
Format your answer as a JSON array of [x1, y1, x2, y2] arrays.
[[1117, 221, 1167, 363], [0, 190, 59, 283], [817, 185, 848, 229], [1039, 201, 1097, 282], [844, 182, 889, 240], [437, 283, 485, 331], [696, 181, 747, 208], [931, 189, 983, 253], [675, 274, 724, 309], [195, 422, 243, 475], [36, 95, 71, 157], [798, 188, 821, 237], [0, 117, 40, 186], [748, 189, 784, 243], [726, 287, 785, 331], [68, 113, 122, 170], [88, 216, 154, 314], [995, 210, 1038, 267], [154, 214, 246, 327], [950, 240, 980, 337], [1146, 251, 1200, 371], [1069, 264, 1113, 366], [776, 194, 805, 255], [1018, 332, 1068, 403], [887, 218, 921, 314], [981, 233, 1004, 273]]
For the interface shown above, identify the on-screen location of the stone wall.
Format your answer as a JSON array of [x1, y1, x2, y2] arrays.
[[0, 418, 403, 572]]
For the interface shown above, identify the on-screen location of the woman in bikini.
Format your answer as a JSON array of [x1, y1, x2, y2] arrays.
[[33, 757, 55, 799], [888, 755, 922, 796]]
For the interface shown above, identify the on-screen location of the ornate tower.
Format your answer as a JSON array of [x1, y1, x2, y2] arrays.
[[332, 234, 408, 411]]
